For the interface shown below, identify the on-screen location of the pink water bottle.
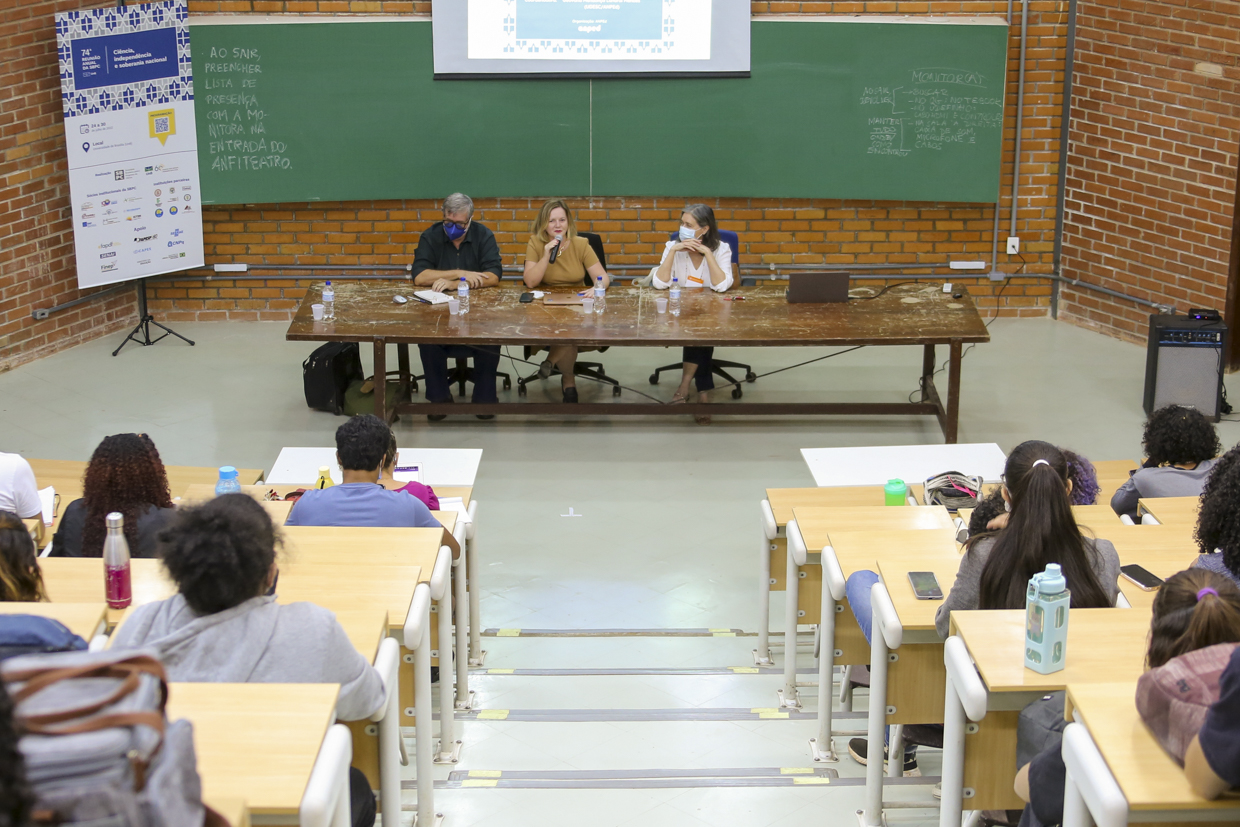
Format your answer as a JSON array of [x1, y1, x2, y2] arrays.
[[103, 511, 132, 609]]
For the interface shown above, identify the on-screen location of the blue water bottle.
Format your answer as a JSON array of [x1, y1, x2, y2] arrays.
[[215, 466, 241, 496], [1024, 563, 1070, 674]]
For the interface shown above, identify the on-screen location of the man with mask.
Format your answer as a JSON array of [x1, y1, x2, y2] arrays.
[[411, 192, 503, 420]]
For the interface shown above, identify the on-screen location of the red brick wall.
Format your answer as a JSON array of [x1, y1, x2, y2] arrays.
[[1057, 0, 1240, 344], [2, 0, 1068, 369]]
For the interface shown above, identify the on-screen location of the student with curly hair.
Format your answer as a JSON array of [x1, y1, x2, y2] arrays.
[[1111, 405, 1220, 519], [0, 511, 46, 602], [286, 415, 459, 556], [49, 433, 176, 559], [112, 494, 382, 826], [0, 678, 34, 827], [1192, 443, 1240, 587]]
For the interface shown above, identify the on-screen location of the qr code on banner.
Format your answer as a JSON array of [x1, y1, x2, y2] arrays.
[[153, 116, 170, 134]]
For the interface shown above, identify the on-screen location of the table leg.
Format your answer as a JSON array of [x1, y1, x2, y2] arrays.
[[414, 602, 441, 825], [467, 500, 485, 667], [921, 344, 936, 402], [373, 340, 389, 422], [756, 500, 777, 667], [945, 339, 963, 444], [862, 593, 890, 827], [454, 541, 472, 709], [434, 582, 461, 764], [780, 542, 802, 708], [810, 559, 839, 762]]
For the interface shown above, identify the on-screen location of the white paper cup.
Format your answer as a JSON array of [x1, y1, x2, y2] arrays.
[[655, 297, 668, 314], [311, 303, 325, 320], [448, 299, 460, 315], [582, 298, 595, 314]]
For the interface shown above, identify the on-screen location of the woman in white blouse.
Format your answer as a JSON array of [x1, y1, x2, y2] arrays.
[[651, 204, 733, 419]]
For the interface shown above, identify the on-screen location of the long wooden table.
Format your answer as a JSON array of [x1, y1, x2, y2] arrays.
[[0, 602, 108, 640], [285, 281, 990, 441]]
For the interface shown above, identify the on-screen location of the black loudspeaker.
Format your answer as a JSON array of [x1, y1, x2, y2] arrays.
[[1143, 314, 1227, 421]]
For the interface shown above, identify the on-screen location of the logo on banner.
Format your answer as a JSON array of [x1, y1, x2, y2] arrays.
[[149, 109, 176, 146]]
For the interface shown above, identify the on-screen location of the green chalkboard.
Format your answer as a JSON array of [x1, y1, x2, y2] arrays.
[[190, 18, 1007, 205]]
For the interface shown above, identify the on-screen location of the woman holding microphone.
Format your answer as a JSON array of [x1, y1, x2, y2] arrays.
[[651, 204, 733, 422], [524, 198, 611, 403]]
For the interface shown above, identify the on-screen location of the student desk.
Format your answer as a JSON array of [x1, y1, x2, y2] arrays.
[[1091, 459, 1139, 505], [207, 797, 250, 827], [780, 506, 954, 708], [267, 447, 482, 488], [1136, 496, 1201, 528], [165, 683, 339, 823], [0, 601, 108, 641], [799, 443, 1008, 488], [285, 282, 990, 441], [1104, 524, 1199, 610], [24, 459, 264, 548], [756, 485, 929, 668], [938, 609, 1153, 827], [1061, 681, 1240, 827]]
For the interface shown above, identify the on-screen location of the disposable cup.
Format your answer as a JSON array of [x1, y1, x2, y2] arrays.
[[311, 303, 325, 320], [582, 298, 595, 314], [655, 297, 668, 314], [448, 299, 460, 315]]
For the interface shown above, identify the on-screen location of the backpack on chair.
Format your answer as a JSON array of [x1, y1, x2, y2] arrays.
[[2, 650, 218, 827], [303, 342, 364, 415]]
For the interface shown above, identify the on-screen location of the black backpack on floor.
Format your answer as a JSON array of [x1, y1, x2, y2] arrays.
[[303, 342, 364, 415]]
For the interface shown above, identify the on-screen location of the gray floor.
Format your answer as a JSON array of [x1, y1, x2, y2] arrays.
[[2, 317, 1237, 826]]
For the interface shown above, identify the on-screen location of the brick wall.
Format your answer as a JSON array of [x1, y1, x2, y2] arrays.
[[2, 0, 1070, 370], [1057, 0, 1240, 344]]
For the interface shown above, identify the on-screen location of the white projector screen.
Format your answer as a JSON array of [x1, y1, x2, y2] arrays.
[[434, 0, 750, 78]]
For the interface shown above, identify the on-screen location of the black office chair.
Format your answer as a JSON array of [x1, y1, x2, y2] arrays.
[[516, 231, 621, 397], [648, 228, 756, 398]]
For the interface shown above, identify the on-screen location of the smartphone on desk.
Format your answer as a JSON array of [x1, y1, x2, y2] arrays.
[[519, 292, 535, 303], [1120, 564, 1163, 591], [908, 571, 944, 600]]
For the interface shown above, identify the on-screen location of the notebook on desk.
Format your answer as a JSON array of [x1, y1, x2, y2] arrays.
[[543, 293, 586, 306]]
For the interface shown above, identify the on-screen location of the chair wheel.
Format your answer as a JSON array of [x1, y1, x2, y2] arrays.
[[517, 384, 527, 397], [732, 387, 744, 399], [649, 374, 659, 385], [503, 378, 512, 390], [612, 386, 621, 397], [746, 372, 757, 383]]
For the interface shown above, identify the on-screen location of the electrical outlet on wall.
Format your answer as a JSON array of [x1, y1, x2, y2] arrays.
[[1006, 236, 1020, 255]]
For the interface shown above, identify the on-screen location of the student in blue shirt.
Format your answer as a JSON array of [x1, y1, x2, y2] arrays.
[[286, 415, 459, 557]]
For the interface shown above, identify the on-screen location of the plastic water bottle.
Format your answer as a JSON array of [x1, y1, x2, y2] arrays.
[[215, 466, 241, 496], [321, 280, 335, 321], [1025, 563, 1070, 674], [103, 512, 132, 610], [594, 279, 606, 313], [884, 479, 907, 506], [314, 466, 335, 489], [458, 276, 470, 314], [669, 277, 681, 317]]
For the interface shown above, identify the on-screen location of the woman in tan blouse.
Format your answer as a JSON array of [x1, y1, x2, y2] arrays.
[[523, 198, 611, 403]]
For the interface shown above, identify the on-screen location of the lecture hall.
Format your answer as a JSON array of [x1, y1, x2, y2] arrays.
[[1, 0, 1240, 825]]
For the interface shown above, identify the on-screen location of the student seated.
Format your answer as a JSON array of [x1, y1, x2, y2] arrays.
[[1015, 569, 1240, 825], [49, 433, 176, 559], [111, 494, 382, 826], [0, 451, 39, 521], [376, 431, 439, 510], [1111, 404, 1219, 519], [968, 447, 1100, 535], [1192, 442, 1240, 587], [285, 415, 459, 556], [0, 511, 46, 602]]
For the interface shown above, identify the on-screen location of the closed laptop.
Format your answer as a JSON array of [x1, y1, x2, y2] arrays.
[[786, 272, 850, 303]]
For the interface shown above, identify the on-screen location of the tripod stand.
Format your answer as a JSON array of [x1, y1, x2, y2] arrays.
[[112, 278, 195, 357]]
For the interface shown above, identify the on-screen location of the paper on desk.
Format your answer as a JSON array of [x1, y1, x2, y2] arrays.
[[437, 496, 472, 523], [414, 290, 453, 305], [39, 487, 55, 526]]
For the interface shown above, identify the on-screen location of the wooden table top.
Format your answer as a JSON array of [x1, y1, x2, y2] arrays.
[[287, 282, 991, 348], [1138, 496, 1201, 528], [876, 547, 967, 632], [1068, 681, 1240, 814], [952, 608, 1151, 693], [793, 505, 954, 550], [179, 484, 457, 531], [0, 602, 108, 639], [766, 486, 931, 525], [1091, 459, 1138, 504], [821, 527, 961, 577], [166, 683, 338, 817]]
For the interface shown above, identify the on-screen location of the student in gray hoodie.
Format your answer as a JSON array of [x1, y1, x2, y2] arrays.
[[111, 493, 382, 826], [1111, 404, 1220, 520]]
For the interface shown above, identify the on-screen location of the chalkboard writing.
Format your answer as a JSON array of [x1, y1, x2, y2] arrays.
[[861, 68, 1004, 158], [199, 46, 292, 173]]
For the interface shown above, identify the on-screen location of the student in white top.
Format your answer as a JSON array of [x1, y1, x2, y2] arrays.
[[0, 453, 39, 520], [650, 204, 733, 422]]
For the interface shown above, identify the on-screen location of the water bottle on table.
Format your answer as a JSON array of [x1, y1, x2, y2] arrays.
[[458, 276, 470, 314], [594, 276, 606, 313], [669, 276, 681, 317], [315, 466, 335, 489], [103, 512, 132, 610], [321, 280, 335, 321], [215, 465, 241, 496], [1025, 563, 1070, 674]]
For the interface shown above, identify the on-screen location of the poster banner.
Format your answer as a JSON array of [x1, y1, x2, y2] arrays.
[[56, 0, 204, 289]]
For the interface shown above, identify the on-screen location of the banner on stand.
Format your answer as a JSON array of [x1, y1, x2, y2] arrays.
[[56, 0, 204, 289]]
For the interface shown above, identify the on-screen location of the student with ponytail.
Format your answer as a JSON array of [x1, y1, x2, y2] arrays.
[[936, 440, 1120, 638]]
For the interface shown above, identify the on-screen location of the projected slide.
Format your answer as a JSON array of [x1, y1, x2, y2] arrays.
[[468, 0, 712, 61]]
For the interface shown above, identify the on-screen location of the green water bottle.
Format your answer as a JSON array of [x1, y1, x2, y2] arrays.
[[884, 478, 907, 506]]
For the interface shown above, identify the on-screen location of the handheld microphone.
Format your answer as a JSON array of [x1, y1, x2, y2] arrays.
[[549, 233, 563, 264]]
